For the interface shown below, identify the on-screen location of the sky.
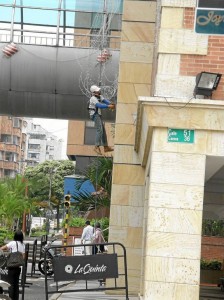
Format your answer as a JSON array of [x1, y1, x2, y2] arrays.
[[33, 118, 68, 160]]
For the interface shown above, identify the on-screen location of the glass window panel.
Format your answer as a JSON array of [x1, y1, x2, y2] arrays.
[[0, 7, 12, 22], [23, 8, 58, 26], [63, 0, 104, 12], [107, 0, 123, 13], [92, 13, 104, 29], [18, 0, 59, 8], [61, 0, 76, 10], [60, 11, 75, 27], [69, 0, 123, 13], [84, 127, 96, 145], [0, 0, 14, 4], [14, 7, 21, 23]]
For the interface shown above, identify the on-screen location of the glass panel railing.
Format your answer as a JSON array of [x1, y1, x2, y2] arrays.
[[62, 0, 104, 12], [0, 0, 14, 4], [60, 11, 75, 28], [22, 8, 58, 26], [16, 0, 59, 8], [62, 0, 123, 13], [0, 6, 12, 22]]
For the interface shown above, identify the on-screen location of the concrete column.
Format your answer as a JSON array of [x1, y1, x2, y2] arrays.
[[142, 128, 205, 299]]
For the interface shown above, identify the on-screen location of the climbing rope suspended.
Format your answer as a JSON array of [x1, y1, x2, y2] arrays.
[[78, 0, 122, 100]]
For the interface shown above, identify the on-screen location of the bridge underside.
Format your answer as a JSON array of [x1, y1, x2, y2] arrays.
[[0, 44, 119, 121]]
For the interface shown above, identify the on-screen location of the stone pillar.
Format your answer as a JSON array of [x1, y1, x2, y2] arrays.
[[143, 127, 205, 299], [134, 98, 224, 299]]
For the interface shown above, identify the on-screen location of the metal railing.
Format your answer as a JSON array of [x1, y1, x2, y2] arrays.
[[44, 242, 129, 300], [0, 31, 121, 49]]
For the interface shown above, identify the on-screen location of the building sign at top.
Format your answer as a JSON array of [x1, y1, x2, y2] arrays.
[[198, 0, 224, 8], [195, 0, 224, 34]]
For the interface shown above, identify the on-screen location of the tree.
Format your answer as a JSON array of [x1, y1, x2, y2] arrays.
[[0, 175, 31, 229], [24, 160, 75, 210], [73, 157, 113, 213]]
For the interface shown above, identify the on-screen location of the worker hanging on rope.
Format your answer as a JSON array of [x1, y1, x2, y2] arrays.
[[88, 85, 115, 155]]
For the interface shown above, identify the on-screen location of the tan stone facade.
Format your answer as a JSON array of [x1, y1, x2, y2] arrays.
[[67, 120, 114, 159], [109, 0, 224, 299], [67, 1, 224, 298], [109, 0, 156, 296]]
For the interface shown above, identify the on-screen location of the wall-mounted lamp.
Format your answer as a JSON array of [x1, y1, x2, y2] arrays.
[[194, 71, 222, 98]]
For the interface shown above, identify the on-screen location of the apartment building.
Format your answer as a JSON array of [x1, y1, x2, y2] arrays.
[[26, 119, 63, 167], [0, 116, 26, 177]]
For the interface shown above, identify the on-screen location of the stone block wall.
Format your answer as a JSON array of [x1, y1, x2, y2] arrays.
[[109, 0, 156, 294]]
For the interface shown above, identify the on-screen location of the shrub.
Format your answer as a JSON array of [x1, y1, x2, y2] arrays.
[[65, 217, 109, 240], [202, 219, 224, 236], [0, 228, 14, 246], [68, 217, 86, 227], [201, 259, 222, 270]]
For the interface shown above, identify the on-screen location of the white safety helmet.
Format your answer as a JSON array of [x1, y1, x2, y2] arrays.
[[90, 85, 101, 93]]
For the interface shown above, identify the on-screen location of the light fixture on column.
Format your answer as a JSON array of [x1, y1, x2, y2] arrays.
[[194, 71, 222, 98]]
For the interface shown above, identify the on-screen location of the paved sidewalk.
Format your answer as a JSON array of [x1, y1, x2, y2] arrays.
[[49, 280, 139, 300]]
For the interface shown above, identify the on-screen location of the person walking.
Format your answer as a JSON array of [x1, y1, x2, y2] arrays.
[[80, 220, 94, 255], [92, 222, 105, 255], [0, 230, 25, 300], [88, 85, 115, 155], [92, 222, 107, 286]]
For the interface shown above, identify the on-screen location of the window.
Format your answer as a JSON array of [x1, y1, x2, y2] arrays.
[[28, 144, 40, 150], [84, 128, 96, 145], [4, 170, 12, 177], [13, 135, 20, 145], [28, 153, 39, 159], [29, 134, 46, 140], [0, 151, 3, 160], [5, 152, 14, 162], [84, 121, 96, 145], [13, 118, 21, 128], [1, 134, 12, 143]]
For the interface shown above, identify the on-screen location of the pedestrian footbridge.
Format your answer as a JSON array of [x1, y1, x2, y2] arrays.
[[0, 0, 122, 121]]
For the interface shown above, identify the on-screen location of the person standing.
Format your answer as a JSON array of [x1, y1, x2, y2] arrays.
[[88, 85, 115, 155], [92, 222, 106, 286], [92, 222, 105, 255], [80, 220, 94, 255], [1, 230, 25, 300]]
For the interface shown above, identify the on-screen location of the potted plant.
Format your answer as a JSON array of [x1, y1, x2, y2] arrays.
[[67, 217, 86, 237], [200, 259, 224, 284]]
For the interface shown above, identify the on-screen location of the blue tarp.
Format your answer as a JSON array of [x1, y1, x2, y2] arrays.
[[64, 175, 95, 202]]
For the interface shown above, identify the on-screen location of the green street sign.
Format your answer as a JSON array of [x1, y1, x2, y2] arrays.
[[167, 129, 195, 144]]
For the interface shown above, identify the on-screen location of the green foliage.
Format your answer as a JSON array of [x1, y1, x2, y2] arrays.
[[0, 228, 9, 246], [201, 259, 222, 270], [30, 228, 47, 237], [0, 228, 14, 246], [73, 157, 113, 213], [202, 219, 224, 236], [85, 157, 113, 195], [24, 160, 75, 210], [68, 217, 86, 227], [65, 217, 109, 240], [0, 175, 31, 229]]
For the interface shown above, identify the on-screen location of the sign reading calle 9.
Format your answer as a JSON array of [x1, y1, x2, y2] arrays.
[[195, 0, 224, 34]]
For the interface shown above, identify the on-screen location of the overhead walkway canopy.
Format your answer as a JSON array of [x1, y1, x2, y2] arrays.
[[0, 0, 122, 121]]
